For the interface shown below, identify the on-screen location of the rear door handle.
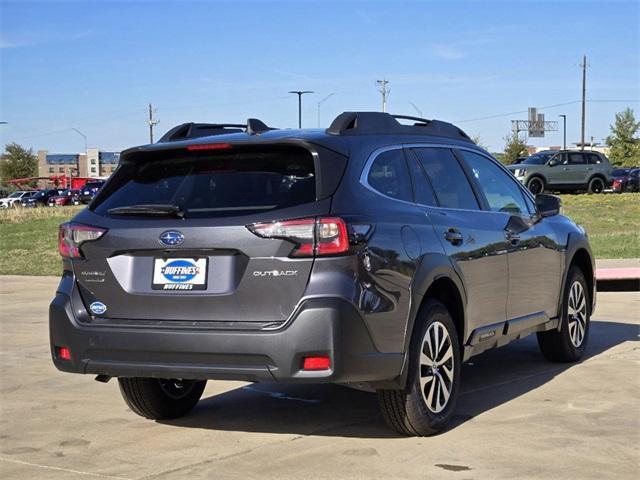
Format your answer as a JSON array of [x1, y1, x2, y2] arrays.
[[444, 228, 463, 246]]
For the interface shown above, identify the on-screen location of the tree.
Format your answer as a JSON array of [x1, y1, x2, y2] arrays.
[[0, 143, 38, 187], [606, 108, 640, 166], [471, 134, 489, 151], [502, 131, 528, 165]]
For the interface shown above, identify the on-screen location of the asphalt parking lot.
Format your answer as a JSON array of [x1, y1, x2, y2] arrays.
[[0, 276, 638, 479]]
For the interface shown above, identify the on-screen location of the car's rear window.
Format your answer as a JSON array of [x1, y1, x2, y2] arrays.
[[91, 146, 316, 218]]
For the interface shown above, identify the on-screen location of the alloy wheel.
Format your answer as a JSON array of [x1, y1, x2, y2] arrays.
[[567, 281, 587, 347], [419, 321, 455, 413], [529, 178, 543, 194]]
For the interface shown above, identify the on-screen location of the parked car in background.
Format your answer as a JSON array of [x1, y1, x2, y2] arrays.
[[507, 150, 613, 194], [48, 189, 81, 206], [50, 111, 596, 436], [78, 181, 106, 204], [21, 189, 66, 208], [611, 167, 639, 193], [0, 190, 37, 208]]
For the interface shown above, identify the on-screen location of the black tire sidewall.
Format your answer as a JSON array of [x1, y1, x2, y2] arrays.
[[588, 177, 604, 194], [559, 267, 590, 359], [405, 301, 461, 434], [527, 177, 544, 195]]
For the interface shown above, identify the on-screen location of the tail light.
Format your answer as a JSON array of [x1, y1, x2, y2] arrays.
[[58, 223, 107, 258], [248, 217, 349, 257]]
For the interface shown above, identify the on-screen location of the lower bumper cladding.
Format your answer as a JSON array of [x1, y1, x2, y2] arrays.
[[49, 286, 402, 385]]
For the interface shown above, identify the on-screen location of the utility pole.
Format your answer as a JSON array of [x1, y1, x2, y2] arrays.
[[288, 91, 314, 128], [317, 93, 335, 127], [580, 56, 588, 151], [376, 79, 390, 112], [559, 114, 567, 150], [148, 103, 159, 143]]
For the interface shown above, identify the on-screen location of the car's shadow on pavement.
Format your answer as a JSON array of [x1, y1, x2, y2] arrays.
[[161, 321, 638, 438]]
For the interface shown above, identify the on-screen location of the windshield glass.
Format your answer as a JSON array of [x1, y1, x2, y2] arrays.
[[92, 147, 316, 219], [523, 152, 554, 165], [9, 192, 23, 198]]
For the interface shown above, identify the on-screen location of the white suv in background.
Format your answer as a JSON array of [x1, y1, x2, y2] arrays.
[[0, 191, 37, 208]]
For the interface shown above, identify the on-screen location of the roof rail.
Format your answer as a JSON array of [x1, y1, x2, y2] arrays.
[[326, 111, 472, 142], [157, 118, 275, 143]]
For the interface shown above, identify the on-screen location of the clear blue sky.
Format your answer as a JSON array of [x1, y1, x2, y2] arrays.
[[1, 0, 638, 153]]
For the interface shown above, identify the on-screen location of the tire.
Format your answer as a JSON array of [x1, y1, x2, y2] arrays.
[[377, 300, 461, 436], [587, 176, 605, 194], [537, 266, 590, 362], [118, 377, 206, 420], [526, 176, 545, 195]]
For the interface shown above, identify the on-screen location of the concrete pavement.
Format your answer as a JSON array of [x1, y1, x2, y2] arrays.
[[0, 275, 638, 479]]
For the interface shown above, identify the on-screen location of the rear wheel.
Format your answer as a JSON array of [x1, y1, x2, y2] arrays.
[[537, 266, 590, 362], [587, 177, 605, 194], [377, 300, 461, 436], [527, 176, 545, 195], [118, 377, 206, 420]]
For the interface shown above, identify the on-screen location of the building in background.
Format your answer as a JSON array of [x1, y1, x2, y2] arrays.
[[38, 149, 120, 179]]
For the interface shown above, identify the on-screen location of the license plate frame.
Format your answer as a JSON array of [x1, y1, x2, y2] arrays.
[[152, 257, 208, 291]]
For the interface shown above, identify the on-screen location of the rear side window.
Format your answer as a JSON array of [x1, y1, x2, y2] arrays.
[[92, 147, 315, 218], [367, 149, 412, 202], [568, 153, 586, 164], [587, 153, 603, 164], [411, 148, 479, 210]]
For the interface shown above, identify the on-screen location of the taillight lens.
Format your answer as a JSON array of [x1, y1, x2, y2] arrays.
[[247, 217, 349, 257], [58, 223, 107, 258]]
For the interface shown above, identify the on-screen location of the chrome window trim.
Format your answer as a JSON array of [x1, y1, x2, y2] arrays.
[[360, 143, 537, 214]]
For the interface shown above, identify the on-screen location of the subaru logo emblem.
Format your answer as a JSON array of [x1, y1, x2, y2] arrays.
[[159, 230, 184, 246]]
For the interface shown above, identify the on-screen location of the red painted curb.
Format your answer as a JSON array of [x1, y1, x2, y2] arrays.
[[595, 268, 640, 280]]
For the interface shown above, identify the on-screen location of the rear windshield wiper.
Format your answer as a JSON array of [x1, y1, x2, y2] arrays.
[[107, 204, 185, 218]]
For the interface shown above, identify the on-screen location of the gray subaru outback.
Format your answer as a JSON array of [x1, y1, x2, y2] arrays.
[[508, 150, 613, 194], [50, 112, 595, 436]]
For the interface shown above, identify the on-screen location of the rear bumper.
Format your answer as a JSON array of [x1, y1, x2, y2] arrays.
[[49, 282, 403, 385]]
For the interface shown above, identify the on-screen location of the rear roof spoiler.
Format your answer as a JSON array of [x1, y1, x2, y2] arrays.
[[326, 111, 472, 142], [158, 118, 275, 143]]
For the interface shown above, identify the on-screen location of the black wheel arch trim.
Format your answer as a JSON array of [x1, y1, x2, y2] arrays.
[[558, 232, 596, 329]]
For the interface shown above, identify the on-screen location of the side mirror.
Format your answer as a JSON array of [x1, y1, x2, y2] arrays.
[[536, 193, 561, 218], [547, 159, 558, 167]]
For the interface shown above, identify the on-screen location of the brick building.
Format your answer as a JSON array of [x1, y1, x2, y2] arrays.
[[38, 149, 120, 179]]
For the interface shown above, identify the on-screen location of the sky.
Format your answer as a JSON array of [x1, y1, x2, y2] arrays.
[[1, 0, 638, 153]]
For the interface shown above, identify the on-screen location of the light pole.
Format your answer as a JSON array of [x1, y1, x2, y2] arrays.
[[409, 102, 423, 118], [288, 90, 314, 128], [71, 128, 87, 153], [559, 115, 567, 150], [317, 93, 335, 127]]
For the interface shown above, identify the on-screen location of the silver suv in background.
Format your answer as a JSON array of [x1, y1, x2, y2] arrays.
[[508, 150, 613, 194]]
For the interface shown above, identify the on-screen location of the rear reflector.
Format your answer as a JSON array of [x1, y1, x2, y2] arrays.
[[186, 143, 232, 151], [56, 346, 71, 361], [302, 355, 331, 371], [247, 217, 349, 257]]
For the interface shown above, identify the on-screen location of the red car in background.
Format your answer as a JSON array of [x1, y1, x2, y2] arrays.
[[48, 189, 81, 206], [611, 168, 639, 193]]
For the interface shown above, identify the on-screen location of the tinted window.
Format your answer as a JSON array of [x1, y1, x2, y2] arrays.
[[568, 153, 586, 164], [587, 153, 602, 164], [92, 147, 316, 218], [412, 148, 479, 210], [523, 152, 553, 165], [367, 149, 412, 202], [407, 156, 437, 206], [459, 151, 531, 215]]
